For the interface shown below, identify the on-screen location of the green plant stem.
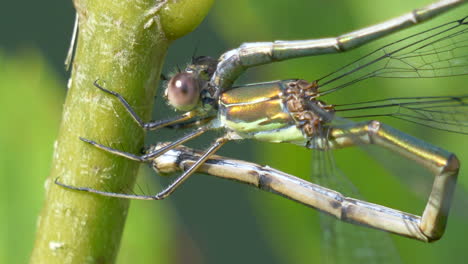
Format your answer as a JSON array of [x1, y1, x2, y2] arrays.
[[30, 0, 213, 263]]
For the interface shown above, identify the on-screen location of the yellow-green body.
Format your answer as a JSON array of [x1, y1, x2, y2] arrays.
[[218, 81, 306, 144]]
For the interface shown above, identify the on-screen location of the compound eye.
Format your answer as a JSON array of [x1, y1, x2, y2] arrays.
[[166, 72, 200, 111]]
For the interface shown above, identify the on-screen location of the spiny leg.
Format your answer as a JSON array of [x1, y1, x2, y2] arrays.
[[78, 127, 209, 162], [165, 116, 216, 129], [326, 120, 459, 241], [93, 80, 196, 130], [56, 136, 229, 200], [56, 127, 209, 198]]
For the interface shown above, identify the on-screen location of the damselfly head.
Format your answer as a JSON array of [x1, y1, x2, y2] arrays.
[[165, 56, 218, 111]]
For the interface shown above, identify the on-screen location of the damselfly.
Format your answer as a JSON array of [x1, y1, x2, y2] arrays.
[[57, 0, 468, 242]]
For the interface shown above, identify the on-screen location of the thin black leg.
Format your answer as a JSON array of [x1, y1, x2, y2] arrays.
[[166, 116, 215, 129], [79, 127, 209, 162], [56, 135, 229, 200], [93, 80, 195, 130]]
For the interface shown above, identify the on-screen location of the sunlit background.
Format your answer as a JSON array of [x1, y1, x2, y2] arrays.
[[2, 0, 467, 263]]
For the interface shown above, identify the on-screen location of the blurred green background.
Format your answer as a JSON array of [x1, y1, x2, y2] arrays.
[[1, 0, 467, 263]]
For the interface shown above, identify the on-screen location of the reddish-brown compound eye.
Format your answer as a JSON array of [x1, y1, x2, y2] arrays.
[[166, 72, 200, 111]]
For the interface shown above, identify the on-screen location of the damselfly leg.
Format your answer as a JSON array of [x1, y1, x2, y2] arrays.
[[92, 80, 197, 130], [57, 122, 229, 200], [56, 82, 231, 199], [78, 127, 209, 162]]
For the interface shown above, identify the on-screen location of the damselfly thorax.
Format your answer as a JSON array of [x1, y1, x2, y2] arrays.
[[218, 79, 334, 146]]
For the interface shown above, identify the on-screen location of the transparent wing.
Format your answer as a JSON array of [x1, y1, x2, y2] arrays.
[[311, 16, 468, 224], [322, 98, 468, 221], [310, 129, 401, 264], [318, 17, 468, 96], [334, 95, 468, 134]]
